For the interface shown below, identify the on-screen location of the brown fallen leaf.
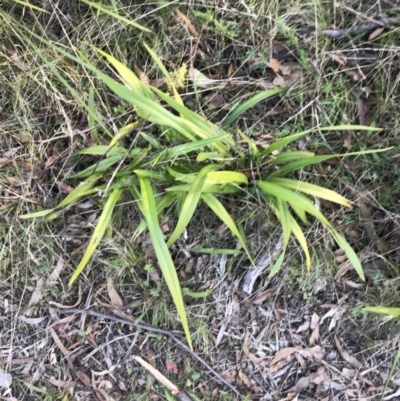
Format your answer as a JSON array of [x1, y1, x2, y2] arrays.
[[309, 312, 320, 345], [229, 293, 241, 327], [331, 53, 347, 66], [56, 181, 74, 194], [147, 348, 156, 369], [272, 74, 286, 87], [0, 158, 12, 168], [25, 278, 44, 316], [175, 8, 198, 38], [296, 321, 310, 333], [49, 328, 69, 357], [253, 287, 277, 304], [334, 336, 362, 368], [76, 371, 91, 388], [299, 345, 325, 361], [49, 285, 82, 309], [107, 277, 124, 307], [189, 67, 222, 89], [243, 330, 264, 364], [342, 368, 356, 378], [271, 347, 299, 365], [290, 367, 326, 392], [266, 58, 282, 73], [368, 27, 385, 41], [238, 368, 260, 393], [357, 195, 389, 252], [206, 92, 226, 110], [46, 378, 76, 389], [46, 257, 65, 287], [134, 66, 150, 85]]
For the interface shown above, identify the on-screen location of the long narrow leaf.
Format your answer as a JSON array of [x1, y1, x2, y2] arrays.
[[269, 151, 315, 164], [72, 155, 124, 178], [330, 230, 364, 280], [257, 181, 331, 226], [80, 0, 150, 32], [268, 178, 351, 207], [261, 125, 382, 157], [289, 215, 311, 271], [271, 148, 392, 177], [167, 165, 217, 246], [69, 188, 124, 285], [136, 175, 192, 349], [201, 193, 252, 262], [143, 43, 182, 104], [95, 48, 155, 101], [165, 136, 228, 159], [223, 89, 284, 127]]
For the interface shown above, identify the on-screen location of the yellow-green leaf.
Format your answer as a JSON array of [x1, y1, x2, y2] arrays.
[[136, 175, 192, 349], [167, 165, 217, 246], [223, 89, 284, 127], [363, 307, 400, 318], [80, 0, 150, 32], [268, 178, 351, 208], [289, 215, 311, 271], [201, 193, 252, 262], [69, 188, 124, 285]]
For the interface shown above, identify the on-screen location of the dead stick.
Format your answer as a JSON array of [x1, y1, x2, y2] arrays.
[[320, 16, 400, 38], [133, 355, 194, 401], [62, 308, 242, 398]]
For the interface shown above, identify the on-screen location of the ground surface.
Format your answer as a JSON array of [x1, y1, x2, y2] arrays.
[[0, 1, 400, 400]]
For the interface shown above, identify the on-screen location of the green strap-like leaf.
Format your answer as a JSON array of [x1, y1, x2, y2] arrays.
[[268, 178, 351, 207], [96, 48, 155, 101], [289, 214, 311, 271], [72, 155, 124, 178], [330, 230, 364, 280], [261, 125, 382, 157], [201, 193, 252, 262], [80, 0, 150, 32], [256, 180, 331, 226], [167, 165, 217, 247], [69, 188, 124, 285], [136, 175, 192, 349], [270, 147, 392, 177], [269, 151, 315, 164], [223, 89, 284, 127]]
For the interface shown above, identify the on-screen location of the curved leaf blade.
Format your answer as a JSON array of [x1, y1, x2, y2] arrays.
[[136, 175, 192, 349], [268, 178, 351, 208], [223, 89, 284, 127], [69, 188, 124, 285], [201, 193, 252, 262], [167, 165, 217, 246]]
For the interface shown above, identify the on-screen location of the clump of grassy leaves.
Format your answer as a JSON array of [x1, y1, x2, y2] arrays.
[[19, 30, 388, 348]]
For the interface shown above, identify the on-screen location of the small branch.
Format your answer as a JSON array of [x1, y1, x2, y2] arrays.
[[321, 17, 400, 38], [133, 355, 194, 401], [62, 308, 242, 399]]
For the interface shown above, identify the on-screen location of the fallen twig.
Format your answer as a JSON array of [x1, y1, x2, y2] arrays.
[[133, 355, 194, 401], [61, 308, 242, 399], [321, 17, 400, 38]]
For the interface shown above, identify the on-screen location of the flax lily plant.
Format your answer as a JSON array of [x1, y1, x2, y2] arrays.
[[21, 35, 388, 348]]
